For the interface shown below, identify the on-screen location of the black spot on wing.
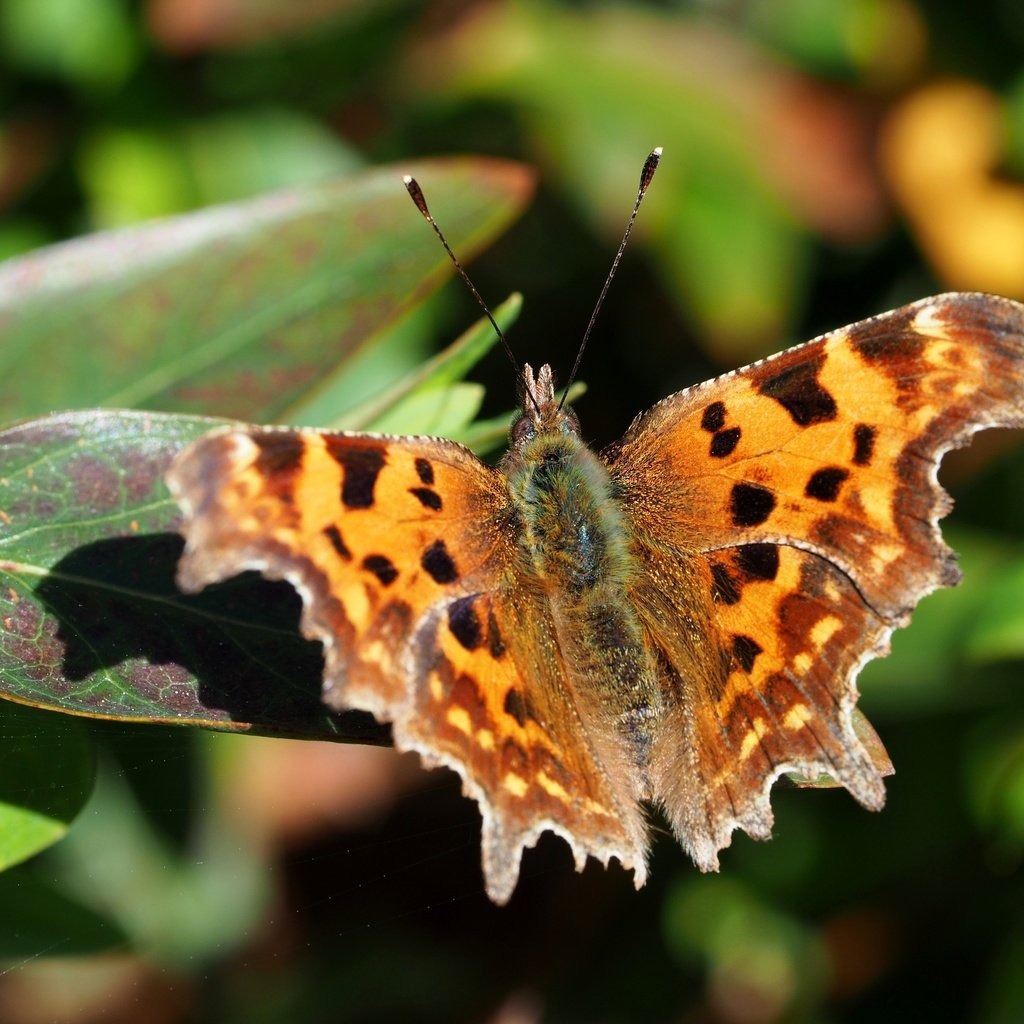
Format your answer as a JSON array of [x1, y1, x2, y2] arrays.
[[730, 483, 776, 527], [757, 354, 837, 425], [701, 401, 726, 432], [847, 308, 921, 362], [732, 635, 763, 673], [737, 543, 779, 581], [448, 596, 482, 651], [252, 433, 305, 475], [422, 539, 458, 584], [409, 487, 442, 511], [324, 437, 386, 509], [323, 524, 352, 561], [710, 427, 741, 458], [805, 467, 849, 502], [853, 424, 876, 466], [415, 457, 435, 485], [504, 689, 528, 727], [362, 554, 398, 586]]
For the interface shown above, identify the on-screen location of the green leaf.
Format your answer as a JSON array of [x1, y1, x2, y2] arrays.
[[363, 382, 485, 438], [0, 157, 534, 423], [182, 108, 365, 206], [0, 410, 386, 742], [964, 717, 1024, 849], [321, 293, 522, 431], [964, 558, 1024, 664], [663, 874, 830, 1013], [0, 868, 127, 958], [0, 701, 96, 871], [1, 0, 139, 91], [46, 750, 268, 965], [859, 529, 1024, 713]]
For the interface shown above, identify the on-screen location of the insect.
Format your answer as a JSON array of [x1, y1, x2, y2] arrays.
[[167, 150, 1024, 903]]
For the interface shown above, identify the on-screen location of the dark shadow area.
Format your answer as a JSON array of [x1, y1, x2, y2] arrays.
[[32, 532, 389, 745]]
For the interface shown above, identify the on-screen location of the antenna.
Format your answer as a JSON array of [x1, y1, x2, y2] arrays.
[[558, 147, 662, 411], [403, 175, 542, 415]]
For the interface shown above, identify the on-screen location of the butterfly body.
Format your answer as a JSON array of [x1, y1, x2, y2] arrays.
[[503, 364, 661, 781], [167, 291, 1024, 903]]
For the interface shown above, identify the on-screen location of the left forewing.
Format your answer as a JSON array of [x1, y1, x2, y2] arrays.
[[167, 427, 513, 716]]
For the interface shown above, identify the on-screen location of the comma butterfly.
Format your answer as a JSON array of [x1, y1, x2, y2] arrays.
[[166, 151, 1024, 903]]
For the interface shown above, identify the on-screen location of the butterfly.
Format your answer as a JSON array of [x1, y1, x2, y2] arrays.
[[166, 153, 1024, 904]]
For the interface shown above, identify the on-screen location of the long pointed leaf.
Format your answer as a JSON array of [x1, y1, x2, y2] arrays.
[[0, 157, 534, 423]]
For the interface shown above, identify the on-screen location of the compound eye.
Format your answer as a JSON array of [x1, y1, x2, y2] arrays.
[[561, 408, 581, 436], [510, 415, 535, 445]]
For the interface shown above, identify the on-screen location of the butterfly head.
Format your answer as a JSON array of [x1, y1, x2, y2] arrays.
[[510, 363, 581, 448]]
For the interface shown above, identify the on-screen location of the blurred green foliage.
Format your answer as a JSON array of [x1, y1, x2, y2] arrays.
[[1, 1, 1024, 1022]]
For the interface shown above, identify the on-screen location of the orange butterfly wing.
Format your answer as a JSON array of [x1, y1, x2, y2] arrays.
[[607, 292, 1024, 864], [167, 428, 645, 902]]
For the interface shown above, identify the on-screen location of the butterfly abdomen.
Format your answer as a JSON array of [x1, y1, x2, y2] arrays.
[[505, 429, 662, 776]]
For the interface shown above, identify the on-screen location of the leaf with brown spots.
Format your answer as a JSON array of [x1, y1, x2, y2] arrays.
[[0, 410, 385, 744], [0, 157, 534, 424], [169, 282, 1024, 895]]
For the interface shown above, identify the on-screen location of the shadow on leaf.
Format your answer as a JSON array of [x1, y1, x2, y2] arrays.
[[29, 533, 388, 745]]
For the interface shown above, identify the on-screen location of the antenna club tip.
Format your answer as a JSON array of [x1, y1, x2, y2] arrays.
[[404, 175, 429, 214], [652, 146, 663, 157]]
